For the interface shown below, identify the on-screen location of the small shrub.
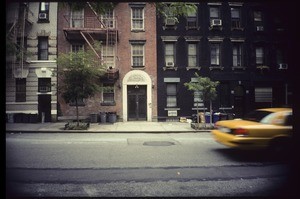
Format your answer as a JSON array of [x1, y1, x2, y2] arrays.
[[64, 122, 90, 130]]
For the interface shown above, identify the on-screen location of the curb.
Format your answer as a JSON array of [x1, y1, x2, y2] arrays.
[[6, 130, 211, 134]]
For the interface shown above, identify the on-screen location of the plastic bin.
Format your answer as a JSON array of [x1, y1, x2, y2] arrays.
[[213, 113, 220, 123], [100, 112, 107, 123], [205, 112, 210, 123], [108, 112, 117, 123], [90, 113, 98, 123]]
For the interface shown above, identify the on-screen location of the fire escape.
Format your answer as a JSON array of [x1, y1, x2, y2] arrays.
[[63, 3, 119, 82], [6, 3, 34, 79]]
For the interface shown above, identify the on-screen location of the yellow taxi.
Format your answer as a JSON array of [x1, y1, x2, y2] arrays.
[[211, 108, 293, 151]]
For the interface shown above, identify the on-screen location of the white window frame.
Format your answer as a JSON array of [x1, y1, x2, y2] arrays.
[[210, 43, 221, 66], [165, 43, 175, 66], [101, 9, 115, 29], [101, 44, 115, 68], [131, 44, 145, 67], [255, 47, 264, 65], [187, 43, 198, 67], [70, 8, 84, 28], [232, 43, 243, 67], [131, 7, 144, 31]]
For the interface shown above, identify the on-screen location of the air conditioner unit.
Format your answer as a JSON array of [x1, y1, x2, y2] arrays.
[[278, 63, 288, 70], [211, 19, 222, 26], [166, 62, 174, 67], [38, 13, 47, 19], [256, 26, 264, 31], [165, 18, 176, 26]]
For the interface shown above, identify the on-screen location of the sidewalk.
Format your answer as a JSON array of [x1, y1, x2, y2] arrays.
[[5, 122, 210, 133]]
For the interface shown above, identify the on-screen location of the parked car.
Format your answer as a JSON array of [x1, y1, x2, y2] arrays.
[[211, 108, 293, 151]]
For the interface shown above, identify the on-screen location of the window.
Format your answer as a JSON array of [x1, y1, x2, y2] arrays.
[[254, 11, 263, 31], [71, 44, 83, 53], [255, 47, 264, 65], [188, 43, 197, 67], [231, 7, 241, 29], [210, 7, 220, 19], [186, 6, 198, 29], [166, 84, 177, 108], [69, 98, 85, 106], [255, 87, 272, 103], [210, 43, 220, 66], [38, 2, 49, 22], [38, 37, 48, 60], [165, 43, 175, 66], [16, 78, 26, 102], [194, 91, 203, 107], [38, 78, 51, 93], [131, 44, 144, 67], [254, 11, 262, 22], [101, 9, 114, 28], [232, 43, 243, 67], [101, 45, 115, 68], [131, 7, 144, 31], [102, 83, 115, 105], [71, 9, 84, 28]]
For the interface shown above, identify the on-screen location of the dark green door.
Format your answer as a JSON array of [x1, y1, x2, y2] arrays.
[[128, 85, 147, 121], [38, 95, 51, 122]]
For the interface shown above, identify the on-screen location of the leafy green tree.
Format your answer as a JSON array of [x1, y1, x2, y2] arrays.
[[154, 2, 197, 23], [184, 73, 219, 128], [57, 42, 107, 126]]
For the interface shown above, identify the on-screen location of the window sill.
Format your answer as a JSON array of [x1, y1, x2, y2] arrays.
[[256, 65, 270, 70], [131, 29, 145, 32], [231, 27, 244, 31], [131, 66, 145, 70], [209, 66, 224, 71], [185, 26, 200, 30], [163, 66, 178, 71], [186, 66, 201, 71], [101, 102, 116, 106], [232, 66, 246, 71], [164, 108, 180, 111], [163, 25, 178, 30]]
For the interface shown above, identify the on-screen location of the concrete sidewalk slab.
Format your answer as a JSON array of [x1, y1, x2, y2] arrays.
[[6, 122, 210, 133]]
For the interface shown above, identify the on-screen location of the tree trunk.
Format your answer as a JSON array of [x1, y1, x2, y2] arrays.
[[75, 98, 79, 127], [209, 100, 213, 126]]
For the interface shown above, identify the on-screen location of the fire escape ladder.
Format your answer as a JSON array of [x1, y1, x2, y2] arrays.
[[87, 2, 107, 29], [80, 31, 101, 61]]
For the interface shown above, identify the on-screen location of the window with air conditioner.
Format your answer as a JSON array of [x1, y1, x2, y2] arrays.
[[209, 6, 222, 28], [186, 5, 198, 29], [38, 2, 49, 22], [165, 43, 175, 67], [38, 78, 51, 93], [165, 18, 176, 26]]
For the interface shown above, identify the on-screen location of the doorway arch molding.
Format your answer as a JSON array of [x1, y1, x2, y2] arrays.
[[122, 70, 152, 121]]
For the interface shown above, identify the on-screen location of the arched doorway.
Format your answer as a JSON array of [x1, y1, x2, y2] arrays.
[[234, 85, 245, 118], [122, 70, 152, 121]]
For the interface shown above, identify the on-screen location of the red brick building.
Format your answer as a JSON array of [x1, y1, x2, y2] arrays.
[[57, 2, 157, 122]]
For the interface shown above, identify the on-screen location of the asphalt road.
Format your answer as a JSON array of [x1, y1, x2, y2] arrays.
[[6, 132, 295, 197]]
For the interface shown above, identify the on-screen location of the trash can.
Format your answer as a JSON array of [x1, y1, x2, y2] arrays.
[[108, 112, 117, 123], [100, 112, 107, 123], [213, 112, 220, 123], [90, 113, 98, 123], [205, 112, 210, 123]]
